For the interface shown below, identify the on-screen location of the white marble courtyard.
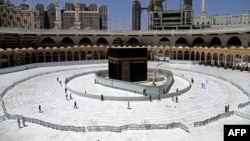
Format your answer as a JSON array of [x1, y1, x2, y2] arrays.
[[0, 62, 250, 141]]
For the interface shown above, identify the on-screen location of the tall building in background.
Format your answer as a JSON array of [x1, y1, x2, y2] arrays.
[[148, 0, 193, 30], [35, 3, 45, 29], [0, 0, 39, 29], [0, 0, 4, 5], [54, 0, 62, 29], [62, 2, 107, 30], [132, 0, 142, 30], [99, 5, 108, 30], [46, 3, 56, 29]]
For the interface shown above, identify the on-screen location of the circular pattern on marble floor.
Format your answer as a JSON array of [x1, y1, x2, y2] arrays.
[[2, 64, 249, 128]]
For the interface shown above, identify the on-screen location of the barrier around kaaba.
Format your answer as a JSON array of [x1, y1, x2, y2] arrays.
[[108, 47, 148, 82], [96, 68, 174, 95]]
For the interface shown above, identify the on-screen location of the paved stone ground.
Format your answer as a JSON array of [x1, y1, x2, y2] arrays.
[[0, 62, 250, 141]]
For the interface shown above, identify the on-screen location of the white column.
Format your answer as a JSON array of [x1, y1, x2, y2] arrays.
[[74, 0, 81, 29], [201, 0, 207, 16], [54, 0, 62, 29]]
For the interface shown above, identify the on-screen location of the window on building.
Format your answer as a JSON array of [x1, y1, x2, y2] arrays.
[[89, 17, 93, 25]]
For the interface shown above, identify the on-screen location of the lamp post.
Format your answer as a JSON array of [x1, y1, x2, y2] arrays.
[[248, 9, 250, 25], [124, 19, 127, 30], [226, 14, 229, 26], [108, 18, 111, 30]]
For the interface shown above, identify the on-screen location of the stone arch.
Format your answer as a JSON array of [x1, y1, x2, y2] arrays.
[[24, 53, 30, 64], [87, 51, 93, 60], [184, 51, 189, 60], [93, 51, 98, 59], [67, 51, 73, 61], [31, 53, 36, 63], [127, 37, 139, 46], [1, 54, 9, 68], [201, 52, 205, 63], [218, 53, 224, 67], [165, 50, 170, 60], [73, 51, 79, 61], [191, 51, 195, 60], [177, 50, 183, 60], [52, 52, 59, 62], [193, 37, 205, 46], [175, 37, 188, 47], [100, 51, 105, 59], [37, 52, 44, 63], [96, 38, 108, 46], [207, 52, 212, 65], [227, 36, 242, 47], [61, 37, 74, 46], [45, 52, 51, 62], [210, 37, 221, 47], [213, 53, 219, 66], [172, 51, 177, 60], [226, 54, 233, 67], [9, 54, 15, 67], [79, 38, 92, 46], [195, 52, 200, 60], [81, 51, 86, 60], [112, 38, 123, 46], [158, 50, 164, 60], [60, 51, 66, 62], [234, 54, 242, 69], [159, 37, 170, 46], [41, 37, 55, 47]]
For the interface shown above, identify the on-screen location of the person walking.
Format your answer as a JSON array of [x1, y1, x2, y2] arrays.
[[127, 101, 130, 109], [66, 93, 68, 100], [70, 93, 73, 100], [17, 118, 21, 128], [39, 105, 41, 113], [74, 101, 77, 109], [22, 117, 26, 127]]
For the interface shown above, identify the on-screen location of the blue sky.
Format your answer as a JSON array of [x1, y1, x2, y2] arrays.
[[12, 0, 250, 30]]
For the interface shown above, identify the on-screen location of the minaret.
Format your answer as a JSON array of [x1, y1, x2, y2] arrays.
[[132, 0, 141, 30], [74, 0, 81, 29], [201, 0, 207, 16], [54, 0, 62, 29]]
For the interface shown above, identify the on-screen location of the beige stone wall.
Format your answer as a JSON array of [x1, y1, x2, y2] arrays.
[[0, 6, 39, 29], [1, 46, 250, 67]]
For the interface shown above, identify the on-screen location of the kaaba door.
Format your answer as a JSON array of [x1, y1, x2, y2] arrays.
[[121, 61, 130, 81]]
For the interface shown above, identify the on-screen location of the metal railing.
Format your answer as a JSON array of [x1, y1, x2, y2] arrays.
[[66, 69, 191, 101], [194, 110, 250, 127], [238, 101, 250, 109], [234, 111, 250, 120], [4, 112, 189, 132], [194, 111, 234, 127]]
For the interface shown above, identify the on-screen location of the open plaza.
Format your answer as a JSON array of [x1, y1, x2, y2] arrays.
[[0, 61, 250, 141], [0, 0, 250, 140]]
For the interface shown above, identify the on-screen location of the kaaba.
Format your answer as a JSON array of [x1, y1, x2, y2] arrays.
[[108, 48, 147, 82]]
